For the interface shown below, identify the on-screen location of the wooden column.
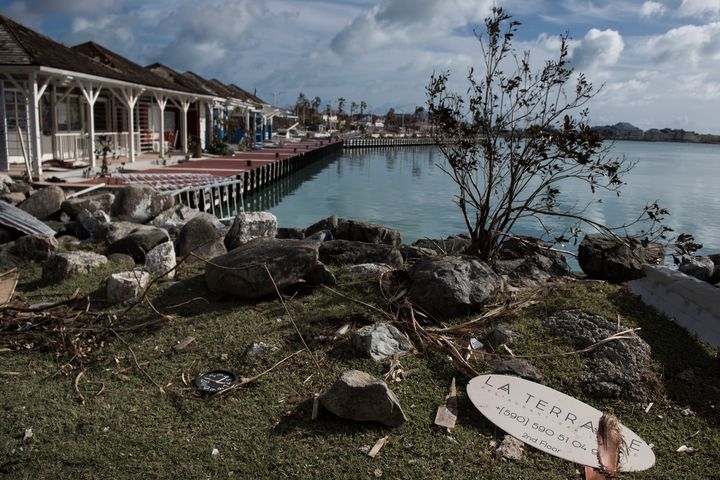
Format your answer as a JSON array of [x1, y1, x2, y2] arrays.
[[77, 81, 102, 169], [153, 93, 167, 158], [118, 88, 139, 162], [27, 73, 50, 176]]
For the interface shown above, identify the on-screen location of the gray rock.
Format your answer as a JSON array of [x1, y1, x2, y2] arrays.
[[144, 241, 176, 279], [411, 236, 470, 255], [0, 174, 14, 185], [303, 262, 337, 286], [0, 251, 23, 271], [494, 253, 571, 288], [306, 216, 402, 246], [353, 323, 413, 361], [487, 325, 519, 349], [12, 234, 58, 262], [176, 216, 226, 260], [578, 235, 664, 283], [18, 186, 65, 220], [107, 253, 135, 266], [495, 435, 524, 461], [246, 342, 278, 358], [224, 212, 278, 251], [305, 229, 333, 244], [319, 240, 403, 268], [106, 227, 170, 262], [276, 227, 305, 240], [1, 192, 26, 205], [57, 235, 82, 251], [150, 206, 221, 237], [320, 370, 407, 427], [106, 269, 150, 304], [205, 238, 321, 299], [408, 255, 501, 320], [487, 358, 543, 382], [75, 208, 108, 238], [9, 181, 32, 194], [95, 221, 156, 244], [42, 251, 108, 282], [709, 254, 720, 284], [543, 310, 658, 401], [110, 185, 174, 223], [61, 193, 115, 218], [679, 255, 715, 282], [399, 244, 437, 261], [341, 263, 392, 281]]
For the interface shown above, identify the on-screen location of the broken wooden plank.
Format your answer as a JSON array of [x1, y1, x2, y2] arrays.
[[0, 269, 18, 306], [368, 436, 388, 459], [434, 377, 458, 429]]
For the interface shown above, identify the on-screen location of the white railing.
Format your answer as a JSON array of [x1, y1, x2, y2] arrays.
[[53, 131, 142, 163]]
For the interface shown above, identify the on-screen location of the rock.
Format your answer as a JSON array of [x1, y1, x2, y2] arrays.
[[176, 216, 227, 259], [493, 253, 571, 288], [1, 192, 26, 205], [61, 193, 115, 218], [411, 236, 470, 255], [151, 207, 221, 237], [224, 212, 278, 251], [709, 254, 720, 284], [106, 269, 150, 304], [495, 435, 524, 461], [578, 235, 664, 283], [399, 244, 437, 261], [9, 181, 32, 194], [305, 229, 333, 244], [543, 310, 658, 401], [0, 251, 23, 271], [144, 241, 176, 279], [320, 370, 407, 427], [106, 227, 170, 263], [205, 238, 321, 299], [487, 358, 543, 382], [42, 251, 108, 282], [306, 216, 402, 246], [95, 221, 155, 244], [487, 325, 519, 349], [303, 263, 337, 286], [57, 235, 82, 251], [341, 263, 392, 281], [678, 256, 715, 282], [408, 256, 501, 320], [18, 186, 65, 220], [246, 342, 278, 358], [0, 174, 14, 185], [11, 234, 58, 262], [352, 323, 413, 361], [75, 209, 110, 239], [276, 227, 305, 240], [110, 185, 174, 223], [107, 253, 135, 266], [319, 240, 403, 268]]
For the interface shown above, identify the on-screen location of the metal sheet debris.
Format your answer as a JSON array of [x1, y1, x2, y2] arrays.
[[0, 201, 55, 236]]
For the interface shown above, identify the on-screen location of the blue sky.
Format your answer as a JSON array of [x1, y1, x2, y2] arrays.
[[2, 0, 720, 132]]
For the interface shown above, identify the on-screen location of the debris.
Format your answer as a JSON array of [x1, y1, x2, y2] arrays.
[[502, 344, 514, 356], [677, 445, 696, 456], [172, 336, 196, 352], [373, 468, 383, 478], [0, 200, 55, 236], [469, 337, 484, 350], [286, 395, 301, 405], [681, 408, 695, 417], [352, 323, 413, 361], [487, 324, 518, 349], [645, 402, 654, 413], [246, 342, 278, 358], [22, 428, 32, 442], [684, 430, 701, 441], [336, 323, 351, 336], [311, 393, 320, 420], [384, 355, 404, 383], [434, 378, 458, 430], [211, 448, 219, 456], [495, 434, 524, 461], [368, 436, 388, 459]]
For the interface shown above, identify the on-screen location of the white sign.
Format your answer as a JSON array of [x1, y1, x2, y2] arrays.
[[467, 375, 655, 472]]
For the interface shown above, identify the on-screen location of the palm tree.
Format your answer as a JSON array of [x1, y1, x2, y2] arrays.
[[350, 101, 358, 121], [312, 96, 322, 123], [337, 97, 346, 116], [360, 101, 367, 118]]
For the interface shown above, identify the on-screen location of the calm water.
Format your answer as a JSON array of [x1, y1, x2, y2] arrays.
[[244, 141, 720, 256]]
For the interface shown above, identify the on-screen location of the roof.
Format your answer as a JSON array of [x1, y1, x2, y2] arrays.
[[146, 62, 211, 96], [229, 83, 267, 106], [72, 42, 195, 93], [182, 71, 222, 97], [206, 78, 237, 99]]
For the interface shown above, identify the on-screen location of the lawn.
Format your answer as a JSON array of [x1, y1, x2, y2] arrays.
[[1, 259, 718, 479]]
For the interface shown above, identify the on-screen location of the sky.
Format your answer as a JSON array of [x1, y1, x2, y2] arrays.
[[2, 0, 720, 132]]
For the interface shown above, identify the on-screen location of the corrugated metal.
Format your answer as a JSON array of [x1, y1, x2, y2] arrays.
[[0, 201, 55, 236]]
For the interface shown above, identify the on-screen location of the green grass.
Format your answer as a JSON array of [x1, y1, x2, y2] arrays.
[[1, 262, 718, 479]]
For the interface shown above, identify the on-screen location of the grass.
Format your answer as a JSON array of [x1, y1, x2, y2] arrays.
[[1, 260, 719, 479]]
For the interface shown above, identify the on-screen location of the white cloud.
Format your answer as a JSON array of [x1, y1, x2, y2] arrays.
[[679, 0, 720, 18], [640, 22, 720, 66], [571, 28, 624, 71], [640, 1, 666, 17]]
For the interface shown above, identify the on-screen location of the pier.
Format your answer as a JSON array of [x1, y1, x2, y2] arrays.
[[343, 137, 435, 148]]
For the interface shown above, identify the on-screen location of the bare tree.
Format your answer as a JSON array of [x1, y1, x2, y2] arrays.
[[427, 8, 674, 261]]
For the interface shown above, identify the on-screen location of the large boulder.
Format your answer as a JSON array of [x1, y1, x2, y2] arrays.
[[74, 209, 111, 239], [578, 235, 664, 283], [352, 323, 413, 361], [709, 254, 720, 284], [11, 234, 58, 262], [110, 185, 174, 223], [106, 227, 169, 262], [408, 255, 501, 320], [176, 216, 227, 259], [306, 216, 402, 246], [150, 206, 221, 237], [543, 310, 658, 401], [319, 240, 403, 268], [493, 253, 571, 288], [320, 370, 407, 427], [95, 221, 153, 244], [61, 193, 115, 218], [678, 255, 715, 283], [42, 251, 108, 282], [224, 212, 278, 251], [1, 192, 27, 206], [18, 186, 65, 220], [341, 263, 393, 281], [411, 236, 470, 255], [205, 238, 321, 299], [144, 241, 176, 279], [106, 269, 150, 304]]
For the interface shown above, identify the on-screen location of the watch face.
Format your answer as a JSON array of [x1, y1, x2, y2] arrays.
[[194, 371, 238, 393]]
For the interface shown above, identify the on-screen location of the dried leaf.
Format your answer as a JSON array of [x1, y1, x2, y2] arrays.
[[368, 436, 388, 459]]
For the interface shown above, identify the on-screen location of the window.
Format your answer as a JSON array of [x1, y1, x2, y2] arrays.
[[4, 90, 27, 131], [94, 99, 108, 131]]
